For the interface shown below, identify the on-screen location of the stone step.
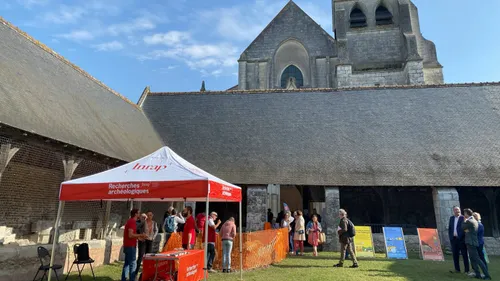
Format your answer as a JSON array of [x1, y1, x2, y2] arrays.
[[0, 226, 13, 239], [0, 234, 16, 245]]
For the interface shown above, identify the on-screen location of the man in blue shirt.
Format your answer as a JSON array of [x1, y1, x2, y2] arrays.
[[448, 206, 469, 274]]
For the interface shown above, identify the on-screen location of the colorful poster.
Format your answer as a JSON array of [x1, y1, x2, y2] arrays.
[[383, 227, 408, 259], [417, 228, 445, 261], [353, 226, 375, 257]]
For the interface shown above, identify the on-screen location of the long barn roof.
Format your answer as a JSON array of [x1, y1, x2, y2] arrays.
[[142, 83, 500, 186], [0, 17, 163, 161]]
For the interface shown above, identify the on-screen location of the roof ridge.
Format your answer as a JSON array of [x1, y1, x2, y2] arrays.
[[0, 16, 139, 109], [148, 82, 500, 96]]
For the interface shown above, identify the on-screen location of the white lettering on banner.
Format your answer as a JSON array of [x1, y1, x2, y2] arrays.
[[108, 183, 150, 195], [186, 264, 198, 277], [132, 163, 167, 172], [222, 191, 232, 197]]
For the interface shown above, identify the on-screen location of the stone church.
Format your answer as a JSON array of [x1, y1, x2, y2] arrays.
[[237, 0, 443, 90]]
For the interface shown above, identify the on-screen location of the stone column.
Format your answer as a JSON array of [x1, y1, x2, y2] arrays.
[[0, 143, 19, 183], [324, 187, 340, 251], [246, 185, 267, 232], [432, 187, 460, 250], [56, 157, 81, 243], [238, 61, 247, 90]]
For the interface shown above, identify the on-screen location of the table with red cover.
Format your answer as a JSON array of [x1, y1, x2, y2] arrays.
[[141, 250, 205, 281]]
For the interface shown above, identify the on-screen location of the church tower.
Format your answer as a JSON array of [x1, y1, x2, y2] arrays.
[[332, 0, 443, 86]]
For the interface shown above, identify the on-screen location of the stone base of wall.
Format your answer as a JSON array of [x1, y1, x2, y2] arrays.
[[484, 237, 500, 256], [0, 238, 123, 281], [372, 234, 420, 254]]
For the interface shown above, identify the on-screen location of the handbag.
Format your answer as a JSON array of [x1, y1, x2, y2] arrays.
[[298, 230, 305, 235], [318, 232, 326, 244]]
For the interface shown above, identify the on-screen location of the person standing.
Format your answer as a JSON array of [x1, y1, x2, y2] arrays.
[[281, 211, 295, 255], [334, 209, 358, 268], [311, 209, 322, 223], [448, 206, 469, 274], [473, 212, 488, 272], [121, 209, 147, 281], [306, 214, 322, 256], [136, 211, 158, 276], [221, 217, 237, 273], [196, 212, 206, 233], [462, 209, 491, 280], [163, 209, 185, 249], [203, 212, 221, 273], [293, 210, 305, 256], [182, 206, 196, 250]]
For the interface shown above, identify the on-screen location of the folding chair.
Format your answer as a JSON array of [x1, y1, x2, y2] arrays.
[[32, 246, 62, 281], [65, 243, 95, 281]]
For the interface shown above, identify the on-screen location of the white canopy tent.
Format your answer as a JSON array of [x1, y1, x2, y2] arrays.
[[48, 146, 243, 281]]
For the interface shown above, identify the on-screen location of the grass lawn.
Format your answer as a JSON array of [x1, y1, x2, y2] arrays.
[[67, 252, 498, 281]]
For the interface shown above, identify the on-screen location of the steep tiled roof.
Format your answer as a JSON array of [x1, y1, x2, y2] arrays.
[[0, 17, 164, 161], [143, 83, 500, 186]]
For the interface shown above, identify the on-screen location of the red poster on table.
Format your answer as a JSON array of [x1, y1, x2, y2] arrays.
[[177, 250, 205, 281], [141, 250, 205, 281], [417, 228, 445, 261]]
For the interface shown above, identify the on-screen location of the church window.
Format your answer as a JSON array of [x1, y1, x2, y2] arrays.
[[281, 65, 303, 89], [350, 8, 367, 28], [376, 6, 393, 25]]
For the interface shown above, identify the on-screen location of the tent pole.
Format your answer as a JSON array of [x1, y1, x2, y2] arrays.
[[47, 200, 64, 281], [204, 183, 210, 281], [239, 201, 243, 280]]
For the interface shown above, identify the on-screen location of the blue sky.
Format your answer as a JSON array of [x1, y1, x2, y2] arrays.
[[1, 0, 499, 103]]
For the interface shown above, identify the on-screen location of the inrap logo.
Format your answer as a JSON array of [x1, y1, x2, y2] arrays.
[[132, 163, 167, 172]]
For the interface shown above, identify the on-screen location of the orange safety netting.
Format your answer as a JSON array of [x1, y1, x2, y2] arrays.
[[162, 228, 289, 270]]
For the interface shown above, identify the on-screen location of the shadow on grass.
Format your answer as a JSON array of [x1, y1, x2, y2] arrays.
[[65, 275, 114, 281], [273, 264, 333, 269]]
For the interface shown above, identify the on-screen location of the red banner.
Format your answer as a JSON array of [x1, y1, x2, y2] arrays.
[[141, 250, 205, 281], [417, 228, 444, 261]]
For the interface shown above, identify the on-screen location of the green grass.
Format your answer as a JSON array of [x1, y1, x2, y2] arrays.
[[67, 252, 498, 281]]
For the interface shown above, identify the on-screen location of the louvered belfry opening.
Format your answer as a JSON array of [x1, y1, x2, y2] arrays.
[[376, 6, 393, 25], [350, 7, 367, 28]]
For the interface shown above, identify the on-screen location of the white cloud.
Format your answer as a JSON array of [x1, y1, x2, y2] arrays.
[[144, 31, 191, 46], [56, 30, 95, 41], [17, 0, 49, 8], [167, 65, 178, 70], [92, 41, 124, 51], [43, 5, 86, 24], [107, 17, 156, 36]]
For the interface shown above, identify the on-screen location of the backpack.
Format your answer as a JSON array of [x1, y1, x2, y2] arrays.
[[347, 219, 356, 237], [165, 216, 175, 233], [76, 243, 90, 261]]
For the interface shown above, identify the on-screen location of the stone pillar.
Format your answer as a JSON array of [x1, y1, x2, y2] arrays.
[[324, 187, 340, 251], [56, 157, 81, 243], [432, 187, 460, 250], [246, 185, 267, 232], [238, 61, 247, 90], [0, 143, 19, 183]]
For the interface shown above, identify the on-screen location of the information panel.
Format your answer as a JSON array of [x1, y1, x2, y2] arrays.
[[417, 228, 445, 261], [383, 227, 408, 259], [354, 226, 375, 257]]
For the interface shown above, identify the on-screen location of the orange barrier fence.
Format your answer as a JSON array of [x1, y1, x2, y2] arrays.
[[162, 228, 289, 271]]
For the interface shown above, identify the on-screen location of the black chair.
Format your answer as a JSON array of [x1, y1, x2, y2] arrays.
[[32, 246, 62, 281], [65, 243, 95, 281]]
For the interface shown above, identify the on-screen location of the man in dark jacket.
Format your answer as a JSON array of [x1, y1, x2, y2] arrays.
[[448, 206, 469, 274], [333, 209, 358, 268], [462, 209, 491, 280]]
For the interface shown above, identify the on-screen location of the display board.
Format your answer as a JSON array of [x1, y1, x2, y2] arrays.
[[353, 226, 375, 257], [417, 228, 445, 261], [383, 227, 408, 259]]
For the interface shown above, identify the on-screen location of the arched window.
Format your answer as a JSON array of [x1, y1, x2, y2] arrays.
[[376, 6, 393, 25], [281, 65, 304, 89], [350, 7, 367, 28]]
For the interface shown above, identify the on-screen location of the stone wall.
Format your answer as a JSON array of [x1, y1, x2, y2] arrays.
[[423, 66, 444, 85], [336, 65, 406, 88], [0, 238, 123, 281], [346, 28, 404, 67], [246, 186, 267, 232], [404, 61, 425, 85]]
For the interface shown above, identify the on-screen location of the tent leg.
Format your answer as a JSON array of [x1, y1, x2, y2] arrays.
[[48, 201, 64, 281], [204, 188, 210, 281], [239, 201, 243, 280]]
